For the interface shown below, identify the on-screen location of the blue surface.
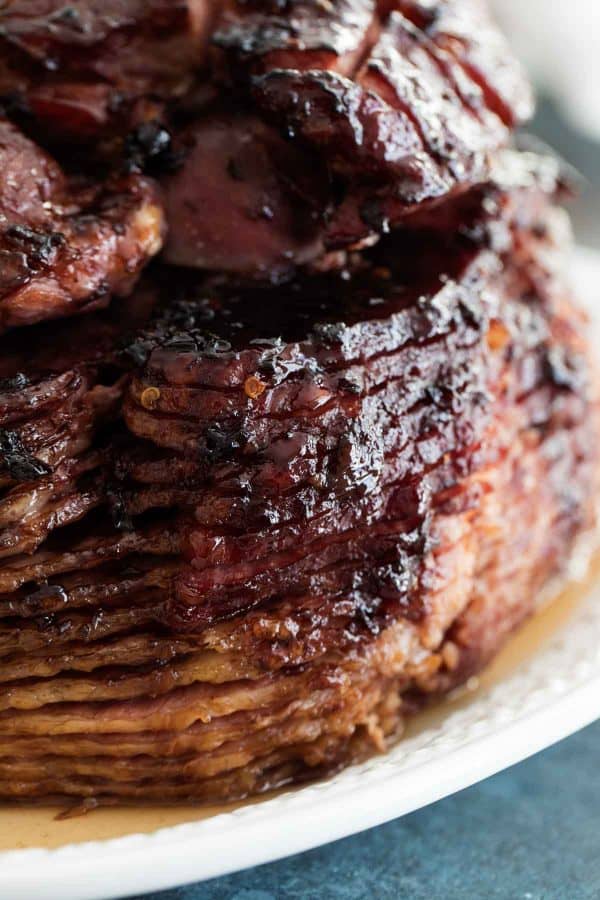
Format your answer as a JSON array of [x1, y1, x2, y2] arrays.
[[132, 719, 600, 900]]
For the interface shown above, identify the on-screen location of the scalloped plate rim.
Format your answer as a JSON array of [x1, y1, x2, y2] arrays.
[[0, 246, 598, 900]]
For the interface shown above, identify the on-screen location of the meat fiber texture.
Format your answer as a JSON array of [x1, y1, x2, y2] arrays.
[[0, 156, 597, 804], [161, 0, 535, 276]]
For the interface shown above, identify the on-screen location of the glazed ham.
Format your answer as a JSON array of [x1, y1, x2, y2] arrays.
[[162, 0, 534, 275], [0, 1, 596, 808], [0, 153, 596, 802]]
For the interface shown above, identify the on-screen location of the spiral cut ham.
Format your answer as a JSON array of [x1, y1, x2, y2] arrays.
[[0, 148, 597, 803], [0, 0, 595, 809], [162, 0, 534, 276]]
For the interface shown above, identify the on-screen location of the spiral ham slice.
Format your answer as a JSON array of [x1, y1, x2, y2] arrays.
[[0, 118, 165, 331], [0, 1, 212, 144]]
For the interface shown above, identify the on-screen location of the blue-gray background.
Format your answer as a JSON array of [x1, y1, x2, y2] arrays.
[[133, 102, 600, 900], [133, 719, 600, 900]]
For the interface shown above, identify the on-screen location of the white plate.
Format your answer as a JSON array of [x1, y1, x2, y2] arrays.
[[0, 248, 599, 900]]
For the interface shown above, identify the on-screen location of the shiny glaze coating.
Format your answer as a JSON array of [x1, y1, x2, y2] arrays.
[[0, 164, 596, 803], [0, 117, 165, 331]]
